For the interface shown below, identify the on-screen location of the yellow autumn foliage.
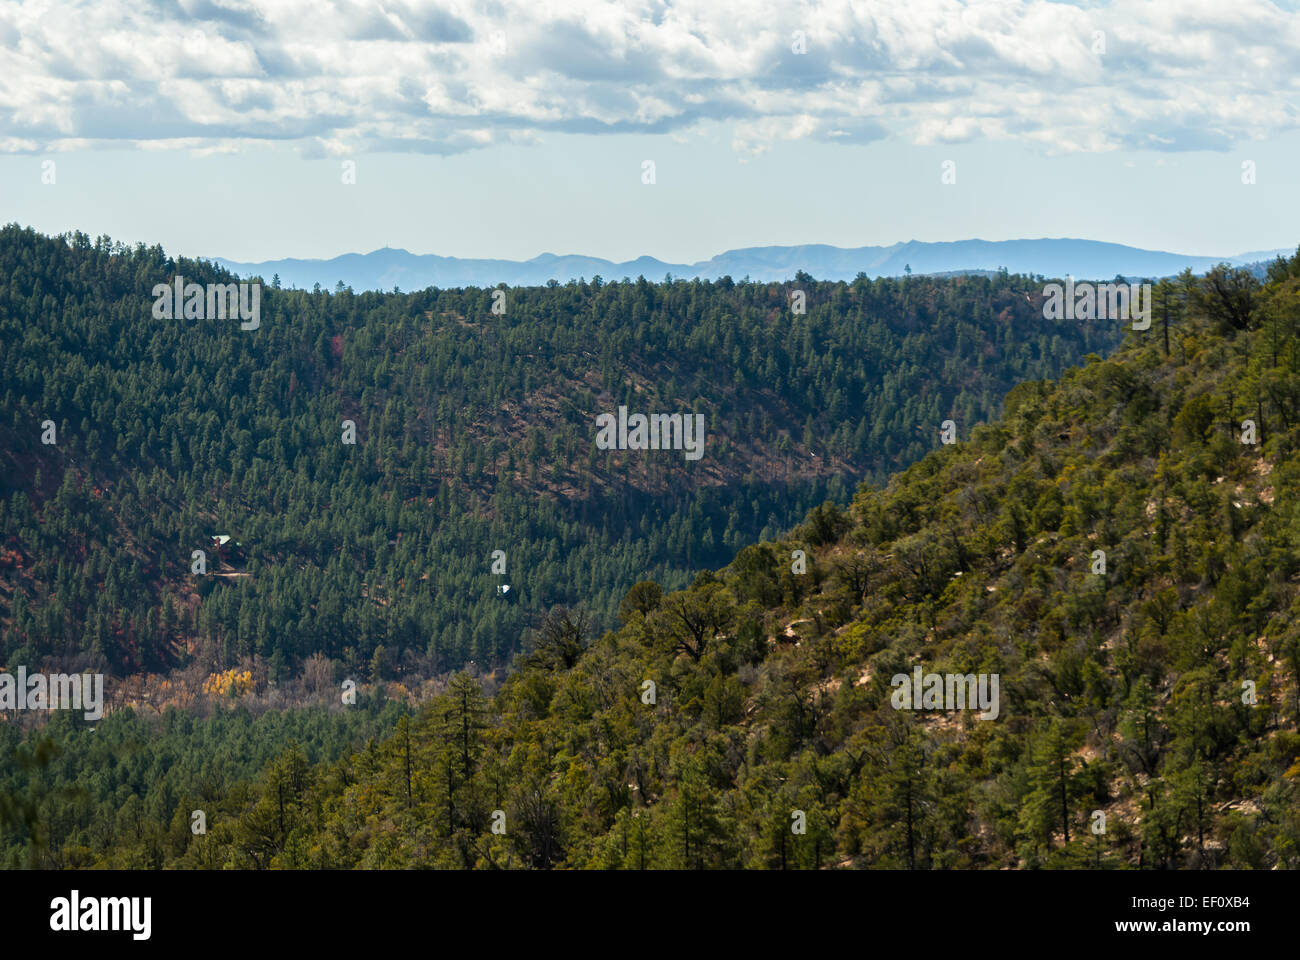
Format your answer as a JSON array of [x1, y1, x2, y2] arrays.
[[203, 668, 254, 698]]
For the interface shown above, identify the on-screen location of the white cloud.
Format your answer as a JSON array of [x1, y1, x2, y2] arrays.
[[0, 0, 1296, 155]]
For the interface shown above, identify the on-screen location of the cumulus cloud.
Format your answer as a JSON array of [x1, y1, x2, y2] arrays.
[[0, 0, 1296, 155]]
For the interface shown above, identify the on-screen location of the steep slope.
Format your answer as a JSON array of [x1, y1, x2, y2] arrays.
[[0, 224, 1123, 687], [33, 253, 1300, 870]]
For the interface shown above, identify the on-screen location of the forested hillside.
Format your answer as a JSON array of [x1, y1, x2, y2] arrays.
[[7, 248, 1298, 870], [0, 224, 1122, 687]]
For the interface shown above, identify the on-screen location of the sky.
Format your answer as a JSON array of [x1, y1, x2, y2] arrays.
[[1, 0, 1298, 263]]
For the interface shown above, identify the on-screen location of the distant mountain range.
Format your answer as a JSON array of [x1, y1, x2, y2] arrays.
[[211, 238, 1294, 291]]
